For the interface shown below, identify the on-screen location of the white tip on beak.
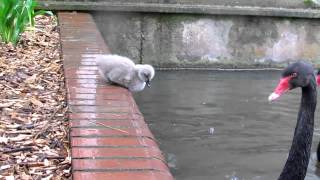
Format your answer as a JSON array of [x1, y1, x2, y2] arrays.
[[268, 92, 280, 102]]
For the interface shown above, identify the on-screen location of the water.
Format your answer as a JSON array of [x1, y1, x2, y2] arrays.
[[133, 70, 320, 180]]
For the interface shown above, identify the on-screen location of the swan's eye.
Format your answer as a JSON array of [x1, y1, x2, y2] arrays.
[[291, 72, 298, 78]]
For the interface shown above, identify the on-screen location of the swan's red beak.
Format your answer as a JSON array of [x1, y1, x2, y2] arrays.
[[317, 74, 320, 86], [268, 76, 291, 102]]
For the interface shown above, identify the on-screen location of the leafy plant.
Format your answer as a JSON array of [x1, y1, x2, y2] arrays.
[[304, 0, 320, 6], [0, 0, 52, 45]]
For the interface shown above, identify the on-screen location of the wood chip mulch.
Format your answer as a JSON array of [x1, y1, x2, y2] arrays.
[[0, 15, 71, 179]]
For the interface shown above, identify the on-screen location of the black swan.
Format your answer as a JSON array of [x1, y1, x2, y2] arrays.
[[268, 61, 317, 180], [316, 70, 320, 162]]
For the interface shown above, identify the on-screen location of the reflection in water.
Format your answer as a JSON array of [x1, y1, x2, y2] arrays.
[[134, 71, 320, 180]]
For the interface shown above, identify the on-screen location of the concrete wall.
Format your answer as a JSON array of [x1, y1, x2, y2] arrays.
[[39, 0, 320, 18], [93, 12, 320, 68], [39, 0, 320, 68], [42, 0, 307, 8]]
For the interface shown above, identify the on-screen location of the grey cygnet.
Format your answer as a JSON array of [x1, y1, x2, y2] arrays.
[[96, 54, 155, 92]]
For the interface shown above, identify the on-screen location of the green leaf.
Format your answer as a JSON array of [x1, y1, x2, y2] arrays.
[[0, 0, 53, 45], [35, 10, 53, 16]]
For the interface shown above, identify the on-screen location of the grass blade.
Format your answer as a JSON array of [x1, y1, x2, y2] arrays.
[[0, 0, 52, 45]]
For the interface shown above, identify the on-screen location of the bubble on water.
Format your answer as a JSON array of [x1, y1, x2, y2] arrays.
[[167, 153, 178, 169], [251, 176, 262, 180], [225, 171, 241, 180], [209, 127, 215, 134]]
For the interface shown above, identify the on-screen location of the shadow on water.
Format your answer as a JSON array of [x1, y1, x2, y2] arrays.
[[133, 70, 320, 180]]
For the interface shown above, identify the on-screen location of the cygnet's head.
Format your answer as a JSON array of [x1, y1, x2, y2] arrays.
[[135, 64, 155, 87]]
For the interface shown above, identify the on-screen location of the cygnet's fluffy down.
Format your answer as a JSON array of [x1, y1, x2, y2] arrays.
[[96, 54, 155, 92]]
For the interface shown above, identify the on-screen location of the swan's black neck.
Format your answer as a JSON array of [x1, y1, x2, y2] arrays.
[[278, 79, 317, 180]]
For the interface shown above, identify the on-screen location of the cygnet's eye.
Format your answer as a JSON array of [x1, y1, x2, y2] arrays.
[[291, 72, 298, 78], [144, 74, 149, 81]]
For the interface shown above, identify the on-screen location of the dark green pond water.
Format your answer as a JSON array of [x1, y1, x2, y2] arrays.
[[134, 70, 320, 180]]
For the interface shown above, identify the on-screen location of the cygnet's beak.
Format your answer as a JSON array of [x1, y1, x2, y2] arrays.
[[146, 80, 151, 88], [268, 76, 291, 102]]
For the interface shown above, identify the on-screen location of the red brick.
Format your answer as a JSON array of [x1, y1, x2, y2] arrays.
[[96, 88, 130, 94], [69, 93, 95, 99], [81, 61, 97, 66], [66, 82, 98, 88], [66, 78, 98, 84], [71, 137, 157, 147], [69, 99, 130, 106], [60, 12, 91, 19], [65, 70, 98, 77], [95, 86, 129, 90], [75, 74, 98, 79], [68, 93, 128, 101], [81, 58, 97, 61], [70, 127, 153, 137], [69, 87, 97, 94], [59, 12, 173, 179], [69, 113, 133, 120], [78, 66, 98, 70], [73, 171, 174, 180], [77, 78, 99, 84], [63, 60, 83, 68], [72, 147, 164, 160], [73, 71, 98, 76], [81, 54, 100, 57], [68, 87, 129, 95], [70, 119, 146, 128], [73, 159, 169, 171], [69, 106, 131, 113]]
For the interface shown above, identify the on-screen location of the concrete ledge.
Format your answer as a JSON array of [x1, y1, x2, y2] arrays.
[[41, 1, 320, 18], [58, 11, 174, 180]]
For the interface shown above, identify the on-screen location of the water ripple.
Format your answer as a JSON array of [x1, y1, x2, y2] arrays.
[[134, 71, 320, 180]]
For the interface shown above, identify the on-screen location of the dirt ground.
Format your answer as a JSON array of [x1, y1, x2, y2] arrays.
[[0, 15, 71, 179]]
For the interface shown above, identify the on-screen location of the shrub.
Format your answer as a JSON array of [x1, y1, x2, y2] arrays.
[[304, 0, 320, 6], [0, 0, 52, 45]]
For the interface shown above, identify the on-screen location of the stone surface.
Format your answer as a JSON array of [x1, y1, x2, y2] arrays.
[[93, 12, 142, 63], [93, 12, 320, 68], [39, 0, 320, 18], [40, 0, 320, 68], [42, 0, 307, 8]]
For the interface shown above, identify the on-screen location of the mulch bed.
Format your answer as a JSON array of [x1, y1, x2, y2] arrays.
[[0, 15, 71, 179]]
